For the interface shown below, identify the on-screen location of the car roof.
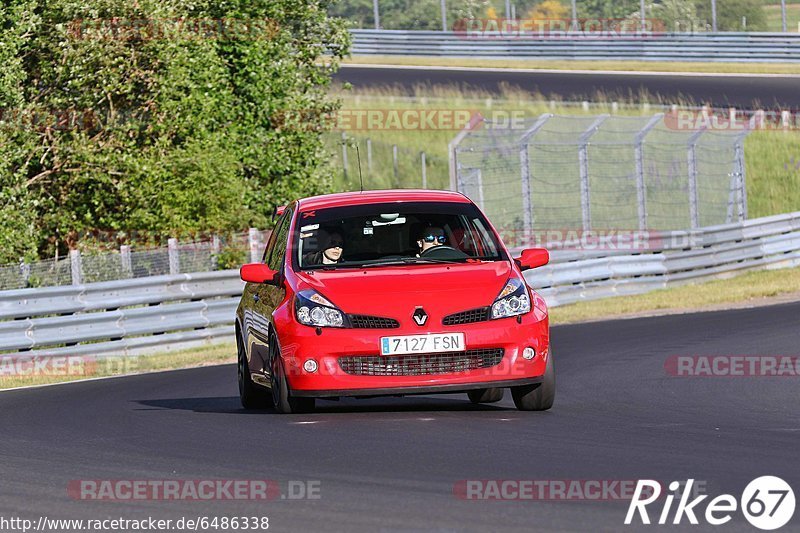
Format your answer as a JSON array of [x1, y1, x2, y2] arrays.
[[296, 189, 470, 211]]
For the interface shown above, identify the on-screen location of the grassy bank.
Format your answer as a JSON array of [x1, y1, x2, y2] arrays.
[[550, 266, 800, 324], [765, 4, 800, 31], [329, 87, 800, 220], [0, 343, 235, 390]]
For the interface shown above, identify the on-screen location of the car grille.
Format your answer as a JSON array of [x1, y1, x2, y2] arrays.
[[338, 348, 504, 376], [442, 307, 491, 325], [348, 314, 400, 329]]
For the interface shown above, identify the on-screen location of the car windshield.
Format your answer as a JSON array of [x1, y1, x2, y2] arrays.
[[294, 201, 505, 270]]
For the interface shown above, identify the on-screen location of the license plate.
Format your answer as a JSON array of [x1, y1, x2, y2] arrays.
[[380, 333, 465, 356]]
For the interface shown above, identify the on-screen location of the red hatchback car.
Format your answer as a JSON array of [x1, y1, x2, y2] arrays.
[[235, 190, 553, 413]]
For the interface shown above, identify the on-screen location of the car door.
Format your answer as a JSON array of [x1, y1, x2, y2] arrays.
[[249, 208, 293, 375]]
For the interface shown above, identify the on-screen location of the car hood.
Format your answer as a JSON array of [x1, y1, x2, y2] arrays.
[[296, 261, 512, 323]]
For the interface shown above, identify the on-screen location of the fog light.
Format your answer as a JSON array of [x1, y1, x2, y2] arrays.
[[303, 359, 318, 373], [522, 347, 536, 360]]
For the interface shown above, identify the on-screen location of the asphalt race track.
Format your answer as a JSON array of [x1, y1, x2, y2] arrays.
[[336, 65, 800, 109], [1, 301, 799, 532]]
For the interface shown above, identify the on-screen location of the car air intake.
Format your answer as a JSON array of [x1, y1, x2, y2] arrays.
[[442, 307, 491, 326], [348, 314, 400, 329], [338, 348, 504, 376]]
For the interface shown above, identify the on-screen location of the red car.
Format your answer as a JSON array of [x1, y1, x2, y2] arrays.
[[235, 190, 553, 413]]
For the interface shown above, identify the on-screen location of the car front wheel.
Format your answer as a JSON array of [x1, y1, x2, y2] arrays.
[[269, 333, 315, 414], [238, 335, 273, 409], [511, 350, 555, 411], [467, 388, 504, 404]]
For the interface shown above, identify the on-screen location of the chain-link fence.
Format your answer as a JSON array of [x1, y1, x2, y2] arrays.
[[0, 230, 270, 291], [452, 113, 751, 247]]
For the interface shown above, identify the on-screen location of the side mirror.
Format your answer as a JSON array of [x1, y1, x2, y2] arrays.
[[515, 248, 549, 271], [240, 263, 279, 285]]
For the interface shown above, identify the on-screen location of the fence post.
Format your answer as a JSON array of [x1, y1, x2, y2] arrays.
[[211, 235, 220, 271], [366, 138, 373, 175], [120, 245, 132, 278], [168, 238, 180, 275], [448, 116, 480, 192], [634, 114, 663, 231], [516, 114, 554, 245], [421, 151, 427, 189], [687, 128, 706, 229], [734, 139, 748, 220], [341, 132, 348, 180], [248, 228, 260, 263], [70, 249, 83, 285], [20, 259, 30, 287], [392, 144, 399, 184], [577, 115, 610, 232]]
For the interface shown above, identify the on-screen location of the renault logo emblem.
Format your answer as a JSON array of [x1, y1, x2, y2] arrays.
[[412, 307, 428, 326]]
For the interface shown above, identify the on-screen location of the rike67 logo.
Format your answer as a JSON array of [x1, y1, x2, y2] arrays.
[[626, 477, 795, 530]]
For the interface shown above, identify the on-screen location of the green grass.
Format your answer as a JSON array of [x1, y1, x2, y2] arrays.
[[343, 55, 800, 75], [550, 265, 800, 324], [0, 342, 235, 390], [764, 4, 800, 31], [329, 86, 800, 221]]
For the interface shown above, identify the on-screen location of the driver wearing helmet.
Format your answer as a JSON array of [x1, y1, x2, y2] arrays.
[[416, 226, 447, 256]]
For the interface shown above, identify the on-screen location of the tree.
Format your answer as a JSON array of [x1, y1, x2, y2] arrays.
[[0, 0, 350, 262], [527, 0, 570, 20]]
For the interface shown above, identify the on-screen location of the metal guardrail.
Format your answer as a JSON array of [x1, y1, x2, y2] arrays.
[[350, 30, 800, 62], [524, 211, 800, 305], [1, 211, 799, 358]]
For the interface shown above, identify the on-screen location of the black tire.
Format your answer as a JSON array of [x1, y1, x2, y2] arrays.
[[511, 351, 555, 411], [269, 333, 315, 414], [237, 335, 273, 409], [467, 387, 504, 404]]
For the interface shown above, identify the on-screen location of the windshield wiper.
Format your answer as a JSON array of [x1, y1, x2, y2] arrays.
[[361, 257, 464, 268]]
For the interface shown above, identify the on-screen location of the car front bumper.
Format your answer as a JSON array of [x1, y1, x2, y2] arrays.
[[276, 312, 550, 395]]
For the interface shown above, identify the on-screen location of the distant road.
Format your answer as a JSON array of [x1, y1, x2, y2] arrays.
[[336, 64, 800, 109]]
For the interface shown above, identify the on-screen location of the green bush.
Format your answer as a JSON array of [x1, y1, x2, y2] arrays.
[[0, 0, 350, 264]]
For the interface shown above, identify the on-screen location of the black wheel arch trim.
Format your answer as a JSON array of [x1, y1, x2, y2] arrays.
[[289, 376, 544, 398]]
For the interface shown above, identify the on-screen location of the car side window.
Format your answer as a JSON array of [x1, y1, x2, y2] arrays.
[[266, 209, 292, 271], [261, 224, 280, 264]]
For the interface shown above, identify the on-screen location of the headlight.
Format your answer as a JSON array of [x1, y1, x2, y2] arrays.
[[491, 277, 531, 319], [295, 290, 348, 328]]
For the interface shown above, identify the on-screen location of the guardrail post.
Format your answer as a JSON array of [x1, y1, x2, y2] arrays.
[[248, 228, 260, 263], [70, 249, 83, 285], [577, 115, 610, 232], [634, 114, 663, 231], [687, 128, 706, 229], [168, 238, 180, 275], [120, 245, 132, 278]]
